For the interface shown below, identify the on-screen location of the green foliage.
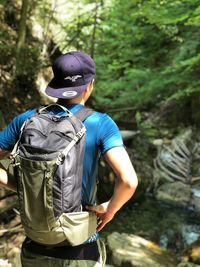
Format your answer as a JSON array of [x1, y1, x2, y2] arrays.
[[0, 0, 44, 119], [91, 0, 200, 118], [1, 0, 200, 124]]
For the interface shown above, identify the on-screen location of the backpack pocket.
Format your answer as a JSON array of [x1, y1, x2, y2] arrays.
[[59, 211, 97, 246], [23, 211, 97, 246], [17, 157, 57, 231], [16, 157, 97, 246]]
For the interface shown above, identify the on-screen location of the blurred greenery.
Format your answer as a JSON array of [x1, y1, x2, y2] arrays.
[[1, 2, 200, 263], [0, 0, 200, 125]]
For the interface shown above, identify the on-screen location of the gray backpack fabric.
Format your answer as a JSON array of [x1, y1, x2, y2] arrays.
[[11, 104, 97, 246]]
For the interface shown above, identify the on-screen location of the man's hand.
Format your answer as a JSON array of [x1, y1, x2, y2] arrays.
[[86, 201, 115, 231]]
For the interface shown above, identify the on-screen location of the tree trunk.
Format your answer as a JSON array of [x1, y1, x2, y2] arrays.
[[76, 0, 81, 51], [15, 0, 29, 75], [90, 0, 104, 58], [17, 0, 29, 51], [0, 110, 6, 130], [191, 92, 200, 126], [90, 0, 99, 58]]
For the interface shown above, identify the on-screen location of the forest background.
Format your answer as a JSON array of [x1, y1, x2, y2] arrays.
[[1, 0, 200, 266], [1, 0, 200, 125]]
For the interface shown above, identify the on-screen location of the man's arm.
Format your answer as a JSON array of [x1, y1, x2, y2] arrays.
[[0, 110, 36, 192], [87, 146, 138, 231], [0, 149, 10, 160], [0, 167, 17, 192], [0, 149, 17, 192]]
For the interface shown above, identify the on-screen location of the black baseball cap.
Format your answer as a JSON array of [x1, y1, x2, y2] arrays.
[[45, 51, 96, 99]]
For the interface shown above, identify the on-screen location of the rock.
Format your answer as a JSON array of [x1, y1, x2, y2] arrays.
[[120, 130, 140, 141], [174, 128, 193, 145], [191, 187, 200, 213], [0, 259, 12, 267], [107, 232, 178, 267], [7, 247, 21, 267], [155, 181, 191, 207], [181, 238, 200, 265], [177, 262, 200, 267], [152, 139, 163, 147], [152, 127, 200, 213]]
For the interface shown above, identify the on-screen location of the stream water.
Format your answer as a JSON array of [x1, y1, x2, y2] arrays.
[[102, 197, 200, 254]]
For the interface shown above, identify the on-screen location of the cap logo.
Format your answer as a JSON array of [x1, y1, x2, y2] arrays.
[[62, 91, 78, 97], [64, 75, 82, 82]]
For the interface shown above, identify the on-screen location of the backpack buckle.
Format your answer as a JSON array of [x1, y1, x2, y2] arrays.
[[56, 152, 65, 165], [10, 152, 20, 167], [10, 150, 19, 161], [76, 126, 86, 139]]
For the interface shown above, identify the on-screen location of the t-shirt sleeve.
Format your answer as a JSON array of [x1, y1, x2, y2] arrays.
[[97, 114, 124, 155], [0, 109, 36, 151]]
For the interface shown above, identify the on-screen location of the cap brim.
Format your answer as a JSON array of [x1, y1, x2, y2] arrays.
[[45, 83, 87, 99]]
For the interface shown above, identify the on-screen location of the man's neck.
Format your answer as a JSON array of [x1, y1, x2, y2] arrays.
[[57, 98, 85, 106]]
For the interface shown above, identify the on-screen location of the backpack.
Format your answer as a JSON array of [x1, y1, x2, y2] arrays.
[[11, 104, 97, 246]]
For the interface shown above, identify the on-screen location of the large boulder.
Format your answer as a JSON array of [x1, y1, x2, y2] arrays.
[[107, 232, 178, 267], [155, 181, 191, 207], [152, 128, 200, 213]]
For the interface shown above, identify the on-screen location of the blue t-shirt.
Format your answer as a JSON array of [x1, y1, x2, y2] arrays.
[[0, 103, 123, 205]]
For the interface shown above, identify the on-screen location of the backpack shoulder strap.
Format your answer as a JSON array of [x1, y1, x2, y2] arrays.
[[38, 104, 71, 116], [75, 107, 94, 122], [56, 107, 94, 165]]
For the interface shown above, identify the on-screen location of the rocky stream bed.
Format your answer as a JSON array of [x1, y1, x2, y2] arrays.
[[1, 195, 200, 267]]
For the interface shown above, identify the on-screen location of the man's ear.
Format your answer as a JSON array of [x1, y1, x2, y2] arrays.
[[82, 81, 94, 102], [86, 80, 94, 93]]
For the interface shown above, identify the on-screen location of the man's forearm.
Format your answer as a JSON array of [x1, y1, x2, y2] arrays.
[[0, 167, 17, 192], [0, 149, 17, 192], [87, 172, 138, 231], [0, 149, 10, 160], [107, 177, 137, 215]]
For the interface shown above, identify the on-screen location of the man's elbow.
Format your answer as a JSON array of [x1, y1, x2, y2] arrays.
[[124, 174, 138, 195], [130, 176, 138, 194]]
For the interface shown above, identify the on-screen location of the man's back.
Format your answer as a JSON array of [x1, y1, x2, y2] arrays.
[[0, 103, 123, 206]]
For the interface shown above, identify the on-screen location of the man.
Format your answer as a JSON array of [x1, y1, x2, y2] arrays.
[[0, 51, 138, 266]]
